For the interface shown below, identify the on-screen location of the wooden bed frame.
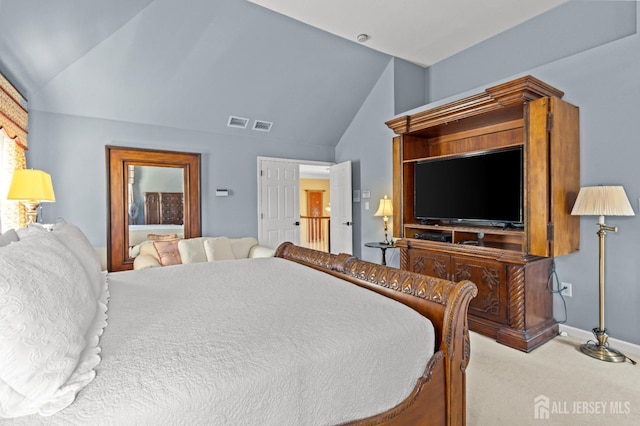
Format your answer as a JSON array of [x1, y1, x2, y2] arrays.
[[275, 243, 478, 426]]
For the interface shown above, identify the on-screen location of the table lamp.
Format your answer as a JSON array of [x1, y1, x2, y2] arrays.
[[7, 169, 56, 224], [374, 194, 393, 244]]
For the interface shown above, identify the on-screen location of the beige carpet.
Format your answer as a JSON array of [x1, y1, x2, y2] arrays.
[[467, 332, 640, 425]]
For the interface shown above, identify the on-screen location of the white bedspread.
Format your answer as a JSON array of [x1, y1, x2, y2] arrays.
[[8, 257, 434, 425]]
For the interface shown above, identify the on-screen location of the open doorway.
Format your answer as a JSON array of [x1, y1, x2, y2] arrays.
[[257, 157, 353, 254], [300, 165, 330, 252]]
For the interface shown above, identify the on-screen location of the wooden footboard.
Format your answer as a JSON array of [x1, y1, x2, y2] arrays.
[[275, 243, 477, 426]]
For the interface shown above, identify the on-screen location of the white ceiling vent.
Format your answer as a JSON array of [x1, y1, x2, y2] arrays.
[[227, 116, 249, 129], [253, 120, 273, 132]]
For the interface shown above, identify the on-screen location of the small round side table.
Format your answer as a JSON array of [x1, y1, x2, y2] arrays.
[[364, 241, 397, 266]]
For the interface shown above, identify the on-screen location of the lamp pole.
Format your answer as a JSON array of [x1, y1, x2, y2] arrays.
[[597, 221, 616, 334], [581, 217, 627, 362]]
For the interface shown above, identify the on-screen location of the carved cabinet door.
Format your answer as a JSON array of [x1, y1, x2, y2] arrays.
[[144, 192, 161, 224], [407, 249, 450, 279], [161, 192, 184, 225], [451, 255, 506, 324]]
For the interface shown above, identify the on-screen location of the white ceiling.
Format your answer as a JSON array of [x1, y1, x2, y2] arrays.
[[249, 0, 568, 66]]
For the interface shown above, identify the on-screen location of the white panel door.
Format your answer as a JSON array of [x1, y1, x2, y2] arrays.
[[329, 161, 353, 254], [258, 159, 300, 249]]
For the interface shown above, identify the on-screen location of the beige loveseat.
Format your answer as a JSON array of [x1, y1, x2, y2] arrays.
[[133, 236, 274, 270]]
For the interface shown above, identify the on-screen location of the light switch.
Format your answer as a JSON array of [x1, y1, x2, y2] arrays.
[[365, 202, 369, 210]]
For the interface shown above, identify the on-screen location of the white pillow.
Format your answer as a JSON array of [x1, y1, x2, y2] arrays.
[[230, 237, 258, 259], [0, 230, 108, 417], [204, 237, 235, 261], [15, 222, 48, 239], [0, 229, 19, 247], [51, 221, 103, 298], [249, 245, 275, 258], [178, 237, 207, 264]]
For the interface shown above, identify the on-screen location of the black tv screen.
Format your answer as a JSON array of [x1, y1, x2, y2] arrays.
[[414, 147, 523, 224]]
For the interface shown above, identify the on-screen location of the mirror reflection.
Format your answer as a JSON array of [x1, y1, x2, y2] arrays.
[[127, 165, 185, 259], [106, 146, 201, 272]]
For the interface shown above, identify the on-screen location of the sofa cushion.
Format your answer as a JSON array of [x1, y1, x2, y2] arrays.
[[147, 233, 179, 241], [153, 240, 182, 266], [204, 237, 235, 261], [139, 241, 161, 261], [230, 237, 259, 259], [133, 254, 162, 269], [249, 245, 275, 258], [178, 237, 207, 264]]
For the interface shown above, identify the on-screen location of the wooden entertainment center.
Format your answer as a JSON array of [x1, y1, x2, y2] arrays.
[[386, 76, 580, 351]]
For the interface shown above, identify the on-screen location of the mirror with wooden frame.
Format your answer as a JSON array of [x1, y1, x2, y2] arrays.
[[106, 146, 201, 271]]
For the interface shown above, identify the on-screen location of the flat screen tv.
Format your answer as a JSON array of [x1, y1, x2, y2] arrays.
[[414, 147, 523, 225]]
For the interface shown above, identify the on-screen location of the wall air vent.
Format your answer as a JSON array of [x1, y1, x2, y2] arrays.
[[253, 120, 273, 132], [227, 116, 249, 129]]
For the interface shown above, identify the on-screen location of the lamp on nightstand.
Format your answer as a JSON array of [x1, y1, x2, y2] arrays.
[[571, 185, 635, 363], [7, 169, 56, 224], [374, 194, 393, 245]]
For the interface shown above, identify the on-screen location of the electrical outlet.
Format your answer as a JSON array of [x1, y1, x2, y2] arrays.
[[560, 282, 572, 297]]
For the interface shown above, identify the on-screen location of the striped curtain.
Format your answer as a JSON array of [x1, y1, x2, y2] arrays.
[[0, 73, 28, 232]]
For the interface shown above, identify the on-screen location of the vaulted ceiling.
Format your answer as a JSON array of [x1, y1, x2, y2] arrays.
[[0, 0, 565, 147]]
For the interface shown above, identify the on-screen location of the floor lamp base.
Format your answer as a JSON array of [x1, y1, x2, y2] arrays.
[[580, 327, 631, 363], [580, 342, 627, 363]]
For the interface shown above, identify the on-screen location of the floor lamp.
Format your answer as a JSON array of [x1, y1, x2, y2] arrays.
[[571, 185, 635, 363]]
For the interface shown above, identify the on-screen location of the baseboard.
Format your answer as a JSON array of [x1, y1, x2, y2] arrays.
[[558, 324, 640, 358]]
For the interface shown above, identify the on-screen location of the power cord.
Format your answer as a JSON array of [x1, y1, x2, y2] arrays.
[[548, 262, 637, 364], [386, 246, 400, 267], [547, 260, 568, 324]]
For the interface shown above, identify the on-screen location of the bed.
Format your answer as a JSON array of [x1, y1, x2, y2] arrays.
[[0, 223, 477, 425]]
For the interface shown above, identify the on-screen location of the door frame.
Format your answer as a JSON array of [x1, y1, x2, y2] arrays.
[[329, 160, 353, 255], [257, 156, 333, 248]]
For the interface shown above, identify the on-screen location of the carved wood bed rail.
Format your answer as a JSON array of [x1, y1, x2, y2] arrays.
[[275, 242, 478, 426]]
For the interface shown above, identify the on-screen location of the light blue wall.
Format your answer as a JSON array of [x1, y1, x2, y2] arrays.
[[335, 60, 396, 263], [335, 57, 426, 263], [26, 111, 334, 247], [541, 29, 640, 346], [393, 58, 427, 115], [427, 1, 637, 103]]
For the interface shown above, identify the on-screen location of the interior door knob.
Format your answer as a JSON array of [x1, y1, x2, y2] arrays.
[[294, 221, 300, 226], [342, 221, 353, 226]]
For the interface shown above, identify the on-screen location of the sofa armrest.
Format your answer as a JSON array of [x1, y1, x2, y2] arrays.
[[248, 245, 275, 258], [133, 254, 162, 269]]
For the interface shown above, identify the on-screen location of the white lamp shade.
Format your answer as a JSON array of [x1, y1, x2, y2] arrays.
[[374, 195, 393, 217], [571, 186, 634, 217], [7, 169, 56, 202]]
